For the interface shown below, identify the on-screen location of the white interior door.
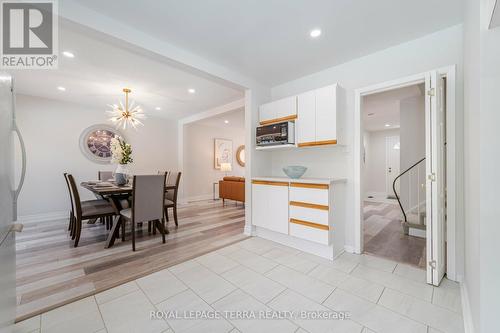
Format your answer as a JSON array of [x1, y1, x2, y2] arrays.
[[385, 136, 400, 198], [425, 71, 446, 286]]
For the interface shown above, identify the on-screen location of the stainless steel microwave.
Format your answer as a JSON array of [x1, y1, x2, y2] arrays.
[[256, 121, 295, 147]]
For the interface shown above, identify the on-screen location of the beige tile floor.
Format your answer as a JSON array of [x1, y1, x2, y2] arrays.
[[14, 237, 464, 333]]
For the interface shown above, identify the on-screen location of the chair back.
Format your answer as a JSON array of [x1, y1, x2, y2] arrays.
[[67, 174, 82, 218], [132, 174, 166, 223], [166, 172, 182, 202], [158, 170, 170, 185], [63, 173, 74, 214], [98, 171, 114, 181]]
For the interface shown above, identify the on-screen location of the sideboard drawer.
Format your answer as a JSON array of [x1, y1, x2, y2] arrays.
[[289, 204, 329, 226], [289, 184, 329, 205], [289, 219, 330, 245]]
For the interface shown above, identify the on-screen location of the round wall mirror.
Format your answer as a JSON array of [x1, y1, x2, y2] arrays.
[[236, 145, 245, 167]]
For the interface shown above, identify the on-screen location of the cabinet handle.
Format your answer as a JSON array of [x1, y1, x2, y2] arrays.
[[290, 201, 329, 211], [290, 183, 329, 190], [252, 180, 289, 186], [290, 218, 329, 231]]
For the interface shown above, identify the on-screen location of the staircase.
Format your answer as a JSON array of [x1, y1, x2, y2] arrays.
[[393, 157, 426, 236]]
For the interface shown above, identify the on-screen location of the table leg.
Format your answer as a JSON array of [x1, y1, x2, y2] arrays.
[[105, 216, 121, 248]]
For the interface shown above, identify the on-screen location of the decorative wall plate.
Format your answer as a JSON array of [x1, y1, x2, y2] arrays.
[[79, 125, 124, 164], [236, 145, 245, 167]]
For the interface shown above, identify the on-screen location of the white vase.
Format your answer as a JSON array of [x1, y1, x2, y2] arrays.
[[115, 164, 128, 185]]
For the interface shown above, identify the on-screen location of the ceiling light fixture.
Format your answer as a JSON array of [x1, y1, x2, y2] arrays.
[[385, 124, 391, 127], [224, 120, 229, 124], [57, 86, 66, 91], [106, 88, 146, 130], [155, 107, 161, 111], [188, 88, 196, 94], [62, 51, 75, 58], [310, 29, 322, 38]]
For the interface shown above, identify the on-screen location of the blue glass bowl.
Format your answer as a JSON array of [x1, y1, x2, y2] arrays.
[[282, 166, 307, 179]]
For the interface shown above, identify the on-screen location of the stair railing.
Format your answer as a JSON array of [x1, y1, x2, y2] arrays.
[[392, 157, 426, 225]]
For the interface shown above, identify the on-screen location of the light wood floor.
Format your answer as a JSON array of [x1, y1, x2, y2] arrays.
[[363, 201, 426, 268], [15, 200, 247, 322]]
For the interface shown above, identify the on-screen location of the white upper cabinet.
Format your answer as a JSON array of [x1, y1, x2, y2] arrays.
[[297, 90, 316, 145], [315, 85, 338, 143], [259, 96, 297, 124], [297, 84, 339, 146]]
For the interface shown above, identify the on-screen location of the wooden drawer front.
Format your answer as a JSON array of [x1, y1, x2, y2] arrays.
[[289, 221, 330, 245], [289, 186, 329, 206], [289, 205, 329, 226]]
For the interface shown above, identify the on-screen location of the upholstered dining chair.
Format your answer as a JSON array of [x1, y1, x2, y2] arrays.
[[98, 171, 114, 181], [119, 174, 167, 251], [66, 174, 117, 247], [164, 172, 182, 226]]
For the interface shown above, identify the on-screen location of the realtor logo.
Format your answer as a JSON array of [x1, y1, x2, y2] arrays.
[[1, 0, 58, 69]]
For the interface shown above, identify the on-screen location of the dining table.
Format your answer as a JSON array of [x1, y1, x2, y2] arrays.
[[81, 181, 176, 248]]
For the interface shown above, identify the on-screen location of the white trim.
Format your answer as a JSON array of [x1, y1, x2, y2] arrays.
[[17, 211, 68, 224], [460, 282, 475, 333], [354, 66, 459, 281]]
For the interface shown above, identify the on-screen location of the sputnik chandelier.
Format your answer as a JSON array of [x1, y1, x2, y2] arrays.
[[107, 88, 146, 130]]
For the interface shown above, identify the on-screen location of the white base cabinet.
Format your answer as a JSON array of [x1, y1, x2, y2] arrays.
[[251, 177, 346, 258], [251, 180, 289, 234]]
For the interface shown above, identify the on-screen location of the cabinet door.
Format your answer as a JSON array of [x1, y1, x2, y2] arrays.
[[251, 184, 268, 228], [275, 96, 297, 119], [315, 85, 337, 142], [297, 90, 316, 145], [259, 103, 275, 124], [267, 185, 289, 234]]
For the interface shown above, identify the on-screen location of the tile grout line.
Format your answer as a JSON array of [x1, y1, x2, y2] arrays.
[[93, 295, 109, 333]]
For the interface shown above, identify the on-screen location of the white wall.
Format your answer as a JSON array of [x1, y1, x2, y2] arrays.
[[15, 94, 178, 218], [183, 122, 245, 201], [268, 25, 464, 254], [363, 129, 400, 196], [479, 1, 500, 332], [463, 0, 481, 331], [399, 96, 426, 211]]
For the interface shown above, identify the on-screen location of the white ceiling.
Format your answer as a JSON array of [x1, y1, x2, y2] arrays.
[[363, 84, 424, 132], [11, 24, 244, 120], [190, 108, 245, 129], [72, 0, 463, 85]]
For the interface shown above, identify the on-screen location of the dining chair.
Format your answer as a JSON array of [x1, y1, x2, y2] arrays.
[[98, 171, 114, 181], [67, 174, 117, 247], [63, 173, 75, 236], [164, 171, 182, 226], [118, 174, 167, 251]]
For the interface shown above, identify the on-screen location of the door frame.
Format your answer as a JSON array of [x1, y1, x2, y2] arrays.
[[385, 135, 400, 199], [353, 65, 458, 281]]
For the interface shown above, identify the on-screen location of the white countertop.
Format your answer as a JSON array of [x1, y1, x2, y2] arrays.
[[252, 176, 347, 184]]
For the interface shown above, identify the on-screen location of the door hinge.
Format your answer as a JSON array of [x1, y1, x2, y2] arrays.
[[427, 88, 435, 96], [427, 173, 436, 182], [428, 260, 436, 269]]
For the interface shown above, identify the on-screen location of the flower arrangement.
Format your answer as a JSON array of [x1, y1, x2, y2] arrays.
[[110, 137, 133, 165]]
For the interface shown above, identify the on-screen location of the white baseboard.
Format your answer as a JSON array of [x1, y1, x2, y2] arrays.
[[460, 281, 475, 333], [254, 226, 334, 260], [344, 245, 356, 254], [17, 210, 67, 224]]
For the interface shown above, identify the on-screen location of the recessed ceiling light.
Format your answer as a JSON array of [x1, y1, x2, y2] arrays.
[[385, 123, 391, 127], [224, 120, 229, 124], [310, 29, 322, 38], [155, 107, 161, 111], [62, 51, 75, 58], [57, 86, 66, 91], [188, 88, 196, 94]]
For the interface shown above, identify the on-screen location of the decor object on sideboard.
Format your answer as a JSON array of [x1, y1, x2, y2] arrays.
[[214, 138, 233, 169], [282, 166, 307, 179], [79, 124, 123, 164], [111, 137, 133, 185], [236, 145, 245, 167], [107, 88, 146, 130]]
